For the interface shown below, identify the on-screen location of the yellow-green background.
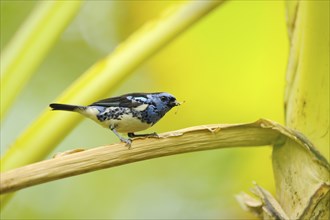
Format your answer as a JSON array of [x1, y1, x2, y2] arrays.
[[1, 1, 288, 219]]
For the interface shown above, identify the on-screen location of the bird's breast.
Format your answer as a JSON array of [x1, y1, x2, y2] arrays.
[[81, 106, 152, 133], [111, 113, 152, 133]]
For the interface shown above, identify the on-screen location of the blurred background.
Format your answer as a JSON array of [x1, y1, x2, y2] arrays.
[[1, 1, 288, 219]]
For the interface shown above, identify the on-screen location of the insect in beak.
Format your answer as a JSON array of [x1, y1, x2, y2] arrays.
[[176, 100, 185, 106], [174, 100, 185, 114]]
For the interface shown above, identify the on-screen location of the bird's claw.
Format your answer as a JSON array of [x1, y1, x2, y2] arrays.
[[150, 132, 159, 138], [121, 138, 132, 149], [128, 132, 159, 138]]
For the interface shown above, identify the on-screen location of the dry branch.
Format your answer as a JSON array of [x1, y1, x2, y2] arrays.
[[0, 119, 325, 195]]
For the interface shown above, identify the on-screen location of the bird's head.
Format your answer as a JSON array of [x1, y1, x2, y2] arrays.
[[151, 92, 180, 113]]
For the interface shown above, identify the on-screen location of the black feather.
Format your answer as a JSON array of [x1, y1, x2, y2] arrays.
[[89, 92, 161, 108], [49, 103, 79, 111]]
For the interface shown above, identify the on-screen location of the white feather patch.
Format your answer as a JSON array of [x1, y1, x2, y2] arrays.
[[133, 104, 148, 111], [79, 107, 100, 121], [79, 106, 151, 133], [114, 113, 151, 133]]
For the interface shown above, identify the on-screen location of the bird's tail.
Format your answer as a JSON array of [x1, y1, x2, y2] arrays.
[[49, 103, 82, 111]]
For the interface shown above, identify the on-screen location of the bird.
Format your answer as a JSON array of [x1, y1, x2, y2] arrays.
[[49, 92, 180, 147]]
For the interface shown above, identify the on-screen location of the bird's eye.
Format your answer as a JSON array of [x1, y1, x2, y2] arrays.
[[160, 96, 167, 102]]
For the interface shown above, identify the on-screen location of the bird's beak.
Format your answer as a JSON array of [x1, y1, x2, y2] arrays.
[[174, 100, 183, 106]]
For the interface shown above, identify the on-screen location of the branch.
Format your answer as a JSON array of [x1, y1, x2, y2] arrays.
[[0, 119, 325, 195]]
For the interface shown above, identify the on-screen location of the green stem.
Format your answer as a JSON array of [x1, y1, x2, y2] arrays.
[[0, 1, 82, 119]]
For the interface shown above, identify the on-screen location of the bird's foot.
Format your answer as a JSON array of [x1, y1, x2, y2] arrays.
[[128, 132, 159, 138], [120, 137, 132, 149], [110, 127, 132, 149]]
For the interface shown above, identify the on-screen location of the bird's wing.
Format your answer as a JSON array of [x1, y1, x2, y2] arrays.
[[90, 93, 148, 108]]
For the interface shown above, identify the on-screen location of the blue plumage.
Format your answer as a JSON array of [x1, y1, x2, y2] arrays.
[[49, 92, 180, 147]]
